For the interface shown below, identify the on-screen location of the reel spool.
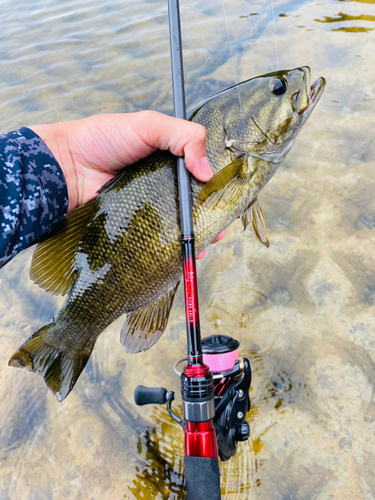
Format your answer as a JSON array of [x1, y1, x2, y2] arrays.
[[202, 335, 240, 400]]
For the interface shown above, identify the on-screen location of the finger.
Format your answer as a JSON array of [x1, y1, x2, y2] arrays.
[[72, 112, 214, 182], [138, 112, 213, 182], [188, 156, 213, 183], [196, 250, 206, 259], [182, 141, 213, 183], [212, 230, 226, 243]]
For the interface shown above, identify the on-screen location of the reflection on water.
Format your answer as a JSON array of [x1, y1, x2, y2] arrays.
[[314, 11, 375, 31], [274, 0, 375, 32], [0, 0, 374, 497], [337, 0, 375, 4], [0, 386, 47, 452], [332, 25, 373, 31]]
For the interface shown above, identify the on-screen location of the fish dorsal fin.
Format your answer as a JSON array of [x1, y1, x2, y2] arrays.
[[96, 171, 125, 194], [121, 282, 180, 354], [241, 199, 270, 247], [197, 158, 248, 210], [30, 197, 97, 296]]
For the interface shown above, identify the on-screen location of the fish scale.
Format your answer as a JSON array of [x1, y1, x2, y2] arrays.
[[8, 67, 325, 402]]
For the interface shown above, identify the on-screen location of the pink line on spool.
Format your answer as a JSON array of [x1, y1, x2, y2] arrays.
[[203, 349, 239, 372]]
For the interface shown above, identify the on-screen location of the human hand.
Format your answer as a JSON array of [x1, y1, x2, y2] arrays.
[[29, 111, 225, 257]]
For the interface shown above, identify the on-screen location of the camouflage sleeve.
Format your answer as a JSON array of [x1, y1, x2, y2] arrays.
[[0, 127, 69, 268]]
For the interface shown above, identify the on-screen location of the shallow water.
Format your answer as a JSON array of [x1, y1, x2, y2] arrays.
[[0, 0, 374, 498]]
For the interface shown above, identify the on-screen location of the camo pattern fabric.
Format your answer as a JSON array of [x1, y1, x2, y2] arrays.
[[0, 127, 68, 268]]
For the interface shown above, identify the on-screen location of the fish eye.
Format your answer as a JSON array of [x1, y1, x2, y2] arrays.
[[269, 78, 287, 96]]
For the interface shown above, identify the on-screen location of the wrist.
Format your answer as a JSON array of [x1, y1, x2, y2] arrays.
[[28, 122, 78, 212]]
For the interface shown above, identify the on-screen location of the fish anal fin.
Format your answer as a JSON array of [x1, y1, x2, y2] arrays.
[[9, 324, 91, 402], [30, 197, 97, 296], [241, 199, 270, 247], [121, 283, 180, 354], [197, 158, 248, 210], [241, 205, 251, 232]]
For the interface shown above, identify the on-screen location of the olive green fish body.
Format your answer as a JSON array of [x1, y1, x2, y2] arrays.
[[9, 67, 325, 401], [63, 154, 182, 321]]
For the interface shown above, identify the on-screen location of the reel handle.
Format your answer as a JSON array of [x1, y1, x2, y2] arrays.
[[134, 385, 168, 406]]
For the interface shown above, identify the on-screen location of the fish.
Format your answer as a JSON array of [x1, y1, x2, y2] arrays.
[[8, 67, 325, 402]]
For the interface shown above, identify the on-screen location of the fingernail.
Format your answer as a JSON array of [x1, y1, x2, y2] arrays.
[[196, 250, 206, 260], [199, 157, 213, 180], [213, 230, 226, 243]]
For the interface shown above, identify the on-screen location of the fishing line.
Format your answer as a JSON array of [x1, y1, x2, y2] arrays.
[[220, 0, 245, 129], [220, 0, 247, 359], [270, 0, 280, 70], [241, 221, 248, 359]]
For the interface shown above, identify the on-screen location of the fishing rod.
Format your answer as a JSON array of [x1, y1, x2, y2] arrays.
[[166, 0, 220, 497], [134, 1, 252, 498]]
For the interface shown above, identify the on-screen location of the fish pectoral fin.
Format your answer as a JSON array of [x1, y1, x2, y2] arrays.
[[197, 158, 248, 210], [241, 199, 270, 247], [30, 197, 97, 296], [8, 324, 92, 402], [121, 283, 180, 354]]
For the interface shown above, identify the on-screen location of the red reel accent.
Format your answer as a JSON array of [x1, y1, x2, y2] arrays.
[[185, 421, 219, 459], [183, 363, 210, 378], [183, 363, 218, 459]]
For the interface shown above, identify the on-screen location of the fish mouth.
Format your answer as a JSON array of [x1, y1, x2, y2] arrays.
[[308, 76, 326, 110], [226, 69, 326, 164], [248, 71, 325, 164], [295, 67, 326, 116], [253, 71, 326, 142]]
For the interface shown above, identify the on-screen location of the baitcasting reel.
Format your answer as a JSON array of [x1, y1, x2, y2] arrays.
[[134, 335, 251, 463]]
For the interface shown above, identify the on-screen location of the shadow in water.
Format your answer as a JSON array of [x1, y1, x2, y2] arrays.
[[124, 406, 186, 500]]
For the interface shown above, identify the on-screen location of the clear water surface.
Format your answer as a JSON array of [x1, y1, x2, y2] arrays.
[[0, 0, 374, 498]]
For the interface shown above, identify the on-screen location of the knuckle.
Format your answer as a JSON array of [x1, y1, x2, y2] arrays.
[[187, 122, 206, 143], [195, 124, 207, 142]]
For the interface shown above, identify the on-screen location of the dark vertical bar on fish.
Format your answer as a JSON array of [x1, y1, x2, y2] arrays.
[[167, 0, 202, 365]]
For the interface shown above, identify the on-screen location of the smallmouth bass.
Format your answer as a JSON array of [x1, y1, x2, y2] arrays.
[[9, 67, 325, 401]]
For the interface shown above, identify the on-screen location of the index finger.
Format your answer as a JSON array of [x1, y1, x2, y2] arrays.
[[142, 113, 213, 182]]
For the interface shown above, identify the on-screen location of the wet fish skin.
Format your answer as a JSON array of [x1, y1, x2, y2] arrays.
[[8, 67, 325, 401]]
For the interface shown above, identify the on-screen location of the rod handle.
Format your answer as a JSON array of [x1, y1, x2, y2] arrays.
[[185, 456, 221, 499]]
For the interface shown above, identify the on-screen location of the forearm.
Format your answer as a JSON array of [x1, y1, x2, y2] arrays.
[[0, 127, 68, 268]]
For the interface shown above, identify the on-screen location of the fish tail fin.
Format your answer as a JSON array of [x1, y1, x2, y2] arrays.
[[8, 325, 91, 402]]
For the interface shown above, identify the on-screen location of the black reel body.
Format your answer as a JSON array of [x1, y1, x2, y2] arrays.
[[202, 336, 252, 461]]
